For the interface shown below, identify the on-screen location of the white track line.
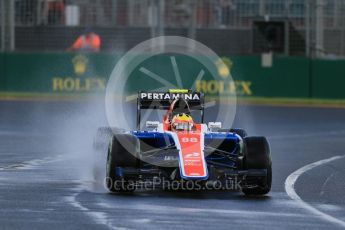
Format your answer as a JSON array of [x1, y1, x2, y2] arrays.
[[66, 191, 128, 230], [0, 155, 64, 171], [285, 155, 345, 228], [134, 203, 306, 218]]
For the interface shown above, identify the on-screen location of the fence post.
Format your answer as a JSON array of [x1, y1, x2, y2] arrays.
[[0, 0, 4, 52], [305, 0, 310, 57], [3, 0, 15, 51], [188, 0, 197, 40], [315, 0, 324, 57]]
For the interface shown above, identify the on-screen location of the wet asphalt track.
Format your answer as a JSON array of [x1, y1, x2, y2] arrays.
[[0, 100, 345, 230]]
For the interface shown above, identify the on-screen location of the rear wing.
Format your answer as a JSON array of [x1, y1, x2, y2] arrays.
[[136, 90, 205, 129]]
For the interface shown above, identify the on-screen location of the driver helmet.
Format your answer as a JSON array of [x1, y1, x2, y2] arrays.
[[171, 113, 194, 131]]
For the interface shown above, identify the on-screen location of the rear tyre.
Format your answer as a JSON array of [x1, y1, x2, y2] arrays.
[[242, 136, 272, 196], [106, 134, 139, 193]]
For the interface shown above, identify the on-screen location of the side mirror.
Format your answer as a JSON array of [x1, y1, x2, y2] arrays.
[[208, 122, 222, 131]]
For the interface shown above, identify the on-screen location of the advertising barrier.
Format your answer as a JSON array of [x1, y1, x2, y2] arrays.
[[0, 53, 344, 99], [0, 53, 5, 92], [311, 59, 345, 99]]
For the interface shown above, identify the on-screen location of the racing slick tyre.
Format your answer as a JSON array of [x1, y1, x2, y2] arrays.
[[106, 134, 139, 193], [93, 127, 125, 182], [218, 128, 247, 138], [242, 136, 272, 196]]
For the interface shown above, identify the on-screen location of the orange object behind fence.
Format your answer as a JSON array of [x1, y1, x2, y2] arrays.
[[69, 32, 101, 52]]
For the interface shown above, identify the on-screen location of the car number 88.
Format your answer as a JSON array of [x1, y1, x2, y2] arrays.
[[182, 137, 198, 143]]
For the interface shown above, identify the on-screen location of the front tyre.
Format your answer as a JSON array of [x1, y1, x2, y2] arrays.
[[242, 136, 272, 196], [106, 134, 139, 193]]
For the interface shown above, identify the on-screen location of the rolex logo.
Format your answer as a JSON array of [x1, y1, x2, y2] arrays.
[[215, 57, 233, 78], [72, 55, 88, 76]]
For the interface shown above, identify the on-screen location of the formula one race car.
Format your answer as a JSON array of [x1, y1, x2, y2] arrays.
[[95, 90, 272, 196]]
